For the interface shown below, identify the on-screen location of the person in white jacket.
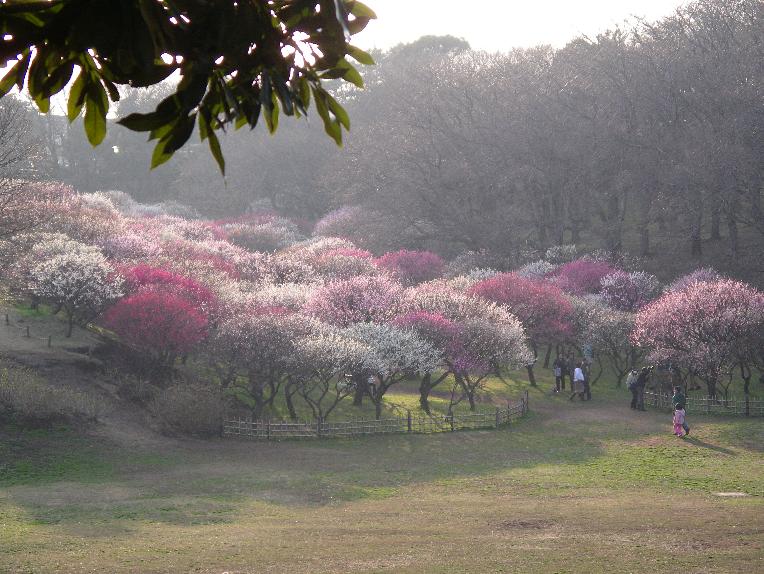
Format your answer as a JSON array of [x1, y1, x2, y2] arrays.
[[569, 363, 586, 401]]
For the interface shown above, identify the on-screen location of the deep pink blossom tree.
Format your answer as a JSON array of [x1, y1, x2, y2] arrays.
[[103, 289, 209, 367], [632, 280, 764, 397], [469, 273, 574, 385], [548, 259, 618, 295], [375, 250, 445, 285]]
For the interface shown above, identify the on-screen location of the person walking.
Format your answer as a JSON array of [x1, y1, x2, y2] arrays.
[[582, 360, 592, 400], [671, 386, 690, 435], [553, 357, 564, 393], [626, 369, 639, 409], [569, 362, 586, 401], [673, 405, 687, 437]]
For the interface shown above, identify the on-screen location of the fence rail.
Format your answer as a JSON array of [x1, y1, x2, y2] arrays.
[[223, 391, 529, 440], [644, 390, 764, 417]]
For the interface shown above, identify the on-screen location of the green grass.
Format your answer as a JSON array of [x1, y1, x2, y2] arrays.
[[1, 370, 762, 573]]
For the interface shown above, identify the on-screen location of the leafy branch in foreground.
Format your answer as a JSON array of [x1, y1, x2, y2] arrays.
[[0, 0, 376, 173]]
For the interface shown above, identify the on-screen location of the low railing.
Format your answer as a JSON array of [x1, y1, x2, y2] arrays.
[[223, 391, 529, 440], [644, 390, 764, 417]]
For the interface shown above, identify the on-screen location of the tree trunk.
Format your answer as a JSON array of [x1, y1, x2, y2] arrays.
[[352, 371, 366, 406], [710, 202, 721, 240], [543, 344, 553, 369], [66, 312, 74, 338], [727, 210, 739, 255], [419, 373, 432, 414], [285, 383, 298, 421], [640, 226, 650, 257], [526, 364, 537, 387]]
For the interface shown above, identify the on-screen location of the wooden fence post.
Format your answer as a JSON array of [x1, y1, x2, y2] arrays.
[[25, 326, 30, 338], [47, 335, 51, 347], [745, 396, 750, 417], [317, 417, 322, 438], [495, 407, 500, 429], [266, 419, 271, 440], [407, 410, 412, 432], [4, 313, 8, 325]]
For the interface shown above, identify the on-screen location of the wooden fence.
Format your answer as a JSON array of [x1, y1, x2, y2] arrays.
[[223, 391, 529, 440], [644, 390, 764, 417]]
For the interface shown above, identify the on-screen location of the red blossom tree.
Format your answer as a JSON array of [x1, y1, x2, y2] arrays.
[[103, 289, 209, 368]]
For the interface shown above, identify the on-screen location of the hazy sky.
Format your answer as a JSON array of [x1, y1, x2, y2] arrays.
[[354, 0, 688, 52]]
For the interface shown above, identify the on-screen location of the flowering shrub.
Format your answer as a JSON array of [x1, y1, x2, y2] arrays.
[[600, 270, 661, 311], [222, 218, 303, 253], [632, 280, 764, 396], [103, 289, 208, 364], [0, 180, 74, 240], [311, 251, 378, 280], [29, 240, 123, 336], [666, 267, 722, 293], [548, 259, 619, 295], [305, 275, 404, 326], [375, 250, 445, 285]]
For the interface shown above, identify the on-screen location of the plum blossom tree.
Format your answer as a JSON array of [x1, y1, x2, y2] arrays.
[[292, 328, 371, 421], [28, 238, 123, 336], [468, 273, 574, 385], [515, 260, 557, 280], [571, 296, 643, 386], [548, 259, 619, 295], [103, 289, 208, 368], [600, 271, 662, 312], [211, 308, 312, 417], [342, 323, 441, 418], [632, 280, 764, 398], [375, 250, 445, 285], [305, 275, 404, 327], [391, 311, 462, 413], [666, 267, 723, 293]]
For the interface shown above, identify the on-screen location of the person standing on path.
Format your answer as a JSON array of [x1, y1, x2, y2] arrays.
[[570, 362, 586, 401], [626, 369, 639, 409], [672, 386, 690, 435], [553, 357, 564, 393], [634, 366, 651, 411]]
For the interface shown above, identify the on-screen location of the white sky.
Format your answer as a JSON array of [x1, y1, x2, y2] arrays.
[[354, 0, 688, 52]]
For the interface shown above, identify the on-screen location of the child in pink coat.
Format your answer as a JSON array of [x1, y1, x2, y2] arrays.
[[673, 406, 686, 437]]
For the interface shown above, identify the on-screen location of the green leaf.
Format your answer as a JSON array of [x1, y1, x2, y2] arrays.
[[313, 86, 342, 146], [326, 94, 350, 130], [206, 125, 225, 174], [347, 45, 375, 65], [83, 84, 108, 146], [150, 139, 173, 169], [346, 1, 377, 19], [118, 111, 173, 132], [66, 71, 87, 122]]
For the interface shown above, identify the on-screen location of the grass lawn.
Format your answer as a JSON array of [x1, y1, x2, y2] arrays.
[[1, 372, 762, 573]]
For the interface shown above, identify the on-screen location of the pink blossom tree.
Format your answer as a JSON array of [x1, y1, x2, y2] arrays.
[[632, 280, 764, 398], [666, 267, 722, 293], [375, 250, 445, 285], [600, 271, 662, 311], [469, 273, 574, 386], [305, 275, 404, 327]]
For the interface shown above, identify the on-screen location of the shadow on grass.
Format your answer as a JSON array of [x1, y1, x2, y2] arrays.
[[683, 436, 736, 455]]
